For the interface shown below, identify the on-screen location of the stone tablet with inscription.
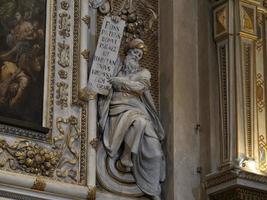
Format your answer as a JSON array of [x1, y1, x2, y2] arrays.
[[88, 17, 125, 95]]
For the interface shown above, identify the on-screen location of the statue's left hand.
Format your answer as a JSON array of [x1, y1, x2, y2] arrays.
[[111, 15, 121, 23], [109, 77, 126, 87], [109, 77, 119, 85]]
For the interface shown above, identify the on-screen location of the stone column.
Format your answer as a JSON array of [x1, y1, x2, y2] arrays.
[[160, 0, 201, 199]]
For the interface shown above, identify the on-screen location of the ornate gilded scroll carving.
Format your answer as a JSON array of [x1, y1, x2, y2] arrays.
[[54, 116, 81, 182], [0, 139, 60, 176]]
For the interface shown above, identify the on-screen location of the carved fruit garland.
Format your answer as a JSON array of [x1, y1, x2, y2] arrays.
[[0, 140, 60, 176], [0, 116, 81, 183]]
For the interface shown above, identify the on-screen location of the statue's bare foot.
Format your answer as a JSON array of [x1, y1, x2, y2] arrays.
[[116, 160, 131, 173], [120, 155, 133, 168], [150, 195, 161, 200]]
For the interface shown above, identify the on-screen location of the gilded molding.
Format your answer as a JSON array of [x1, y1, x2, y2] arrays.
[[72, 0, 82, 105], [239, 32, 258, 40], [243, 42, 253, 158], [240, 0, 261, 6], [218, 43, 230, 164], [0, 0, 57, 140], [90, 138, 99, 150], [47, 0, 58, 130], [79, 88, 97, 101], [32, 177, 46, 191], [87, 186, 96, 200], [82, 15, 91, 28], [81, 49, 91, 62], [80, 105, 88, 185], [0, 123, 49, 142]]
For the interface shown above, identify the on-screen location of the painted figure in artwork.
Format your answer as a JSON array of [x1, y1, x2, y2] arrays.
[[0, 0, 46, 125], [0, 61, 29, 108], [98, 39, 165, 200]]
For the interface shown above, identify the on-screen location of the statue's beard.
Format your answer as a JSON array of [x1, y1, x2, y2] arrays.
[[123, 57, 140, 74]]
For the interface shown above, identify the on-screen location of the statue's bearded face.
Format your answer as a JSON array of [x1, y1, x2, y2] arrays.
[[124, 48, 143, 73], [127, 48, 143, 62]]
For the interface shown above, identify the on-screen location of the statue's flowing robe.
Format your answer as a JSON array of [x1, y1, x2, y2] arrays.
[[98, 61, 166, 196]]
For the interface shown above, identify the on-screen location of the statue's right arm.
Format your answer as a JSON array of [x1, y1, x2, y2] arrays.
[[110, 69, 151, 94]]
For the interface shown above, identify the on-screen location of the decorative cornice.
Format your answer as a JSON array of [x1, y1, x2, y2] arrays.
[[206, 168, 267, 189]]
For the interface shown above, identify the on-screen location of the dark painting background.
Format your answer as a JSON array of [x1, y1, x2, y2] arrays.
[[0, 0, 47, 127]]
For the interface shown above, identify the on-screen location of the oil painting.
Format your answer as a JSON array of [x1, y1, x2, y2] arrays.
[[0, 0, 47, 129]]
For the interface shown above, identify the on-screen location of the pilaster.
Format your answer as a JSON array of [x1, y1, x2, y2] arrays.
[[207, 0, 267, 198]]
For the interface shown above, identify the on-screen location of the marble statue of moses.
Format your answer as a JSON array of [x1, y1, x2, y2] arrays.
[[98, 39, 166, 200]]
